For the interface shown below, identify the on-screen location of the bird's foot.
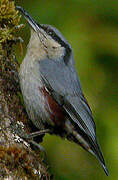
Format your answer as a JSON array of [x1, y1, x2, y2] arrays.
[[22, 129, 51, 139], [11, 121, 50, 155]]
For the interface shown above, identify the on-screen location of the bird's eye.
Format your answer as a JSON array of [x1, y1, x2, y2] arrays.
[[48, 31, 53, 36], [52, 46, 57, 49]]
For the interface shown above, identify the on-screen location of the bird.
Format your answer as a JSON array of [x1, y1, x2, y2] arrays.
[[16, 6, 109, 176]]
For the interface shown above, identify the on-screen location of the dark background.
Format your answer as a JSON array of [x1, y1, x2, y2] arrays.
[[15, 0, 118, 179]]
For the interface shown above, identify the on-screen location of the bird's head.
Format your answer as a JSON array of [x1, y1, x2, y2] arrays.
[[16, 6, 71, 62]]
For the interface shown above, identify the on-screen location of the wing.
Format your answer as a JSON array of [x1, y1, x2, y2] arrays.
[[39, 58, 96, 140], [38, 58, 109, 176]]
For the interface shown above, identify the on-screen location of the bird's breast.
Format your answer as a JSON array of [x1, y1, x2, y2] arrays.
[[19, 57, 66, 130]]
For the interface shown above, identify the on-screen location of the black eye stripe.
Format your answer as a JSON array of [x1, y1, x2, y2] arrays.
[[42, 27, 54, 36], [40, 24, 71, 64], [40, 25, 66, 47]]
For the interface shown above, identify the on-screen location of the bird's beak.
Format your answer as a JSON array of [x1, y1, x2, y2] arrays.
[[16, 6, 40, 32], [16, 6, 46, 39]]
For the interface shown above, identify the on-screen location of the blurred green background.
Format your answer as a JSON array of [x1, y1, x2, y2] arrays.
[[15, 0, 118, 179]]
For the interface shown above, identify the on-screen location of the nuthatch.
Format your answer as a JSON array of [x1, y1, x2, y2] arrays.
[[16, 6, 109, 176]]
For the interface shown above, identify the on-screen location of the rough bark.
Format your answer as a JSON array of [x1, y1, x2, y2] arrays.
[[0, 1, 51, 179]]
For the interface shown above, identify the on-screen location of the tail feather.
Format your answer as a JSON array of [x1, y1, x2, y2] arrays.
[[89, 141, 109, 176], [92, 142, 109, 176], [65, 120, 109, 176], [101, 163, 109, 176]]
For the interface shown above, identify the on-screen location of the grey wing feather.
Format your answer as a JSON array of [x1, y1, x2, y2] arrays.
[[39, 58, 96, 140], [39, 59, 82, 95], [39, 58, 109, 176]]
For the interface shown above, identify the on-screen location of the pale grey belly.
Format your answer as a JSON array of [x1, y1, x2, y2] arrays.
[[19, 72, 49, 130]]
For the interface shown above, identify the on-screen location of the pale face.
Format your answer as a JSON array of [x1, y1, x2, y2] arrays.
[[27, 29, 65, 61]]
